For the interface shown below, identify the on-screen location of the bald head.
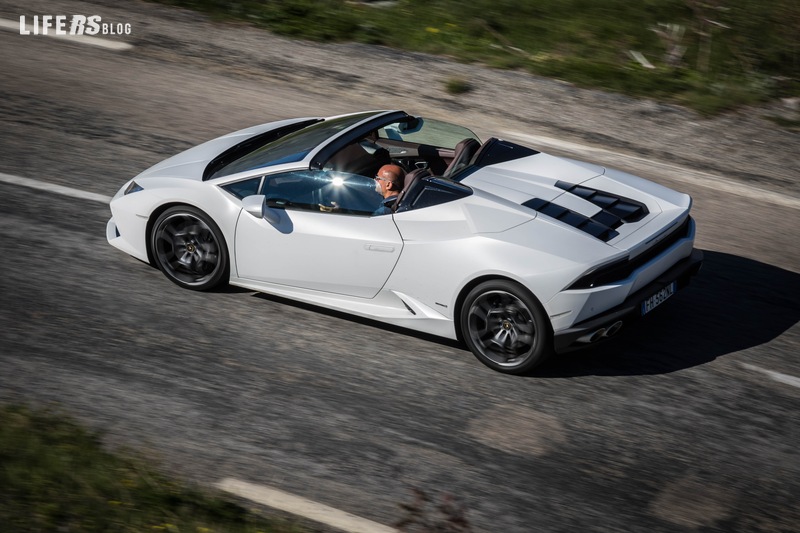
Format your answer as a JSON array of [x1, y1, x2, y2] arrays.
[[377, 164, 404, 185], [375, 164, 405, 198]]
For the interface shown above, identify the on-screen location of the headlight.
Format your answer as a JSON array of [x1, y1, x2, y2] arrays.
[[123, 181, 143, 195]]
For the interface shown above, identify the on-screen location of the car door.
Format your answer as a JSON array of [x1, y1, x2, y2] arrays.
[[234, 169, 403, 298]]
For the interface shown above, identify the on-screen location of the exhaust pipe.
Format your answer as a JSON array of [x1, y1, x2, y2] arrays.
[[576, 321, 624, 344], [578, 328, 606, 344], [603, 321, 623, 338]]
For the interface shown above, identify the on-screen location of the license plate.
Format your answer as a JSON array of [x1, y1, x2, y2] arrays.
[[641, 281, 677, 316]]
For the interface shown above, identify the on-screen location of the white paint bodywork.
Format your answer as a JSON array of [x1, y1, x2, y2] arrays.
[[107, 111, 700, 345], [234, 209, 403, 298]]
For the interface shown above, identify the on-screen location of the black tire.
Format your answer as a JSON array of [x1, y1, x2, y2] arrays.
[[460, 280, 552, 374], [151, 206, 229, 291]]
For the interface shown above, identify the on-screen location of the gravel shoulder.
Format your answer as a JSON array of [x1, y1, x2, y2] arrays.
[[2, 0, 798, 197]]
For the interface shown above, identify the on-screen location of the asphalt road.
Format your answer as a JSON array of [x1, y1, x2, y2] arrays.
[[1, 2, 799, 532]]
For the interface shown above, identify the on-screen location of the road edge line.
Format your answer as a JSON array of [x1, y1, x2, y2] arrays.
[[741, 363, 800, 389], [0, 172, 112, 204], [216, 478, 399, 533]]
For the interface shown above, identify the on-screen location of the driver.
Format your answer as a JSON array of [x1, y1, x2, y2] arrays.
[[373, 164, 405, 215]]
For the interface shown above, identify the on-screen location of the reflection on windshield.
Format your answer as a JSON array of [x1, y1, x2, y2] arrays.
[[211, 112, 378, 179]]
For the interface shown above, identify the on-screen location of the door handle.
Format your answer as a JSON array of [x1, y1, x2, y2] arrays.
[[365, 244, 395, 253]]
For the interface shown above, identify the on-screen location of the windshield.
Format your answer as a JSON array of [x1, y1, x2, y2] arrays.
[[209, 112, 377, 179], [377, 117, 479, 149]]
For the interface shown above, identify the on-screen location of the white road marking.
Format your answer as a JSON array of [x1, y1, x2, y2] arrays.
[[742, 363, 800, 389], [503, 131, 800, 210], [0, 172, 112, 204], [217, 478, 399, 533], [0, 18, 133, 51]]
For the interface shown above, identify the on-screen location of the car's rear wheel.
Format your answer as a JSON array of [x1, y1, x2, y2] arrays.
[[151, 206, 228, 291], [461, 280, 552, 374]]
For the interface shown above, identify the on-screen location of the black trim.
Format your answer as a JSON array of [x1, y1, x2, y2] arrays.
[[395, 176, 472, 213], [203, 119, 322, 181], [553, 248, 703, 352], [451, 138, 540, 181], [473, 138, 539, 167]]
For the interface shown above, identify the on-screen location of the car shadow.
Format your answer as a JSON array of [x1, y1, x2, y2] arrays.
[[533, 250, 800, 377], [247, 250, 799, 377], [249, 292, 464, 349]]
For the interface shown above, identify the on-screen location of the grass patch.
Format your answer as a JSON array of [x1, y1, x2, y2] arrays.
[[0, 405, 306, 533], [150, 0, 799, 115], [444, 77, 472, 95], [765, 115, 800, 131]]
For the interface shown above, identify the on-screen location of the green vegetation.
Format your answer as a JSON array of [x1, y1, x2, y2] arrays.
[[0, 405, 305, 533], [150, 0, 798, 115], [443, 77, 472, 95], [767, 115, 800, 131]]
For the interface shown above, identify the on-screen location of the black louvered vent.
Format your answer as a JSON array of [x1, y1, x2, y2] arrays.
[[522, 182, 650, 242], [555, 181, 649, 223], [522, 198, 620, 242]]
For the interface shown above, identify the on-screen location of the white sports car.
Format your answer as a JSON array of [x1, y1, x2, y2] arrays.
[[107, 110, 703, 374]]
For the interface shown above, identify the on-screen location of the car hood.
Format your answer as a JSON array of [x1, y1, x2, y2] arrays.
[[462, 152, 693, 256]]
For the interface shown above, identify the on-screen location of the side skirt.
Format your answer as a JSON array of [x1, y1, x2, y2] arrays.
[[229, 277, 458, 339]]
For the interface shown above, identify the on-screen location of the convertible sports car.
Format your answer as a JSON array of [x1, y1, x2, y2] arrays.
[[107, 110, 703, 374]]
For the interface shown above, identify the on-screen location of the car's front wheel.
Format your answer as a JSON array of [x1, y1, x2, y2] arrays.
[[151, 206, 228, 291], [461, 280, 552, 374]]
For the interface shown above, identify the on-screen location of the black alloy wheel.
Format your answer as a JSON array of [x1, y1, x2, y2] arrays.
[[151, 206, 228, 291], [461, 280, 552, 374]]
